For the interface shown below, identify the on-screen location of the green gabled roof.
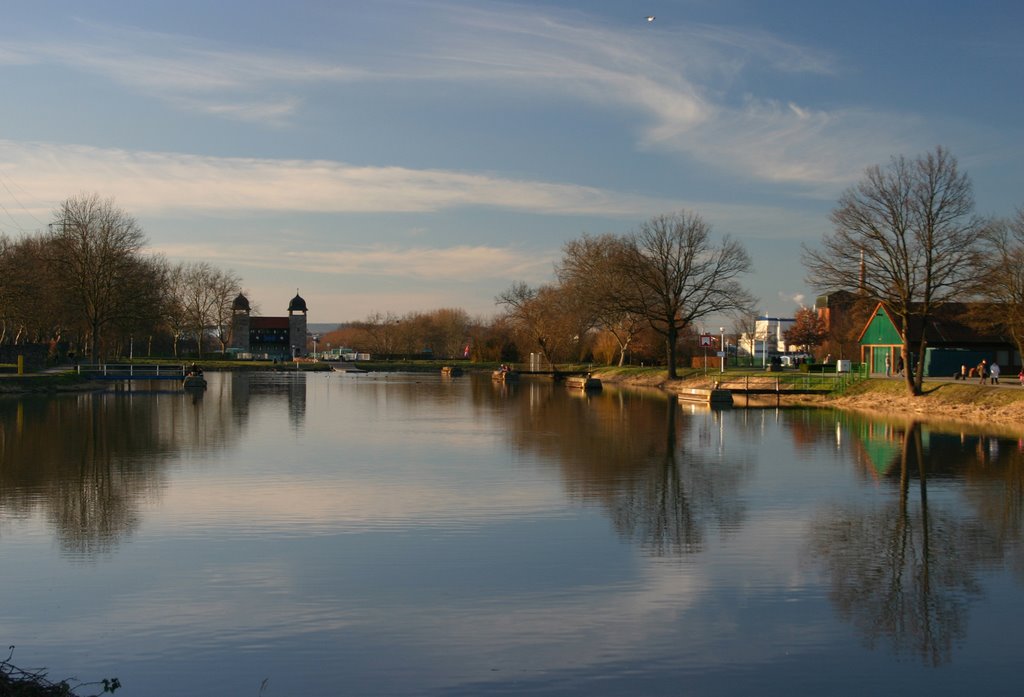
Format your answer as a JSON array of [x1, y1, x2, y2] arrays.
[[858, 302, 903, 346]]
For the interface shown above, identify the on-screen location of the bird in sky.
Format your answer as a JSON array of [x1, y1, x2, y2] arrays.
[[645, 15, 655, 22]]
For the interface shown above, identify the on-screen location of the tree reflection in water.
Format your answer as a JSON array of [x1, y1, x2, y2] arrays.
[[807, 418, 1016, 665], [0, 382, 241, 558], [494, 380, 750, 557]]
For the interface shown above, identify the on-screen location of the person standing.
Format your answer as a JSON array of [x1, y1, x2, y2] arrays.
[[884, 353, 891, 377], [977, 359, 988, 385], [990, 361, 1001, 385]]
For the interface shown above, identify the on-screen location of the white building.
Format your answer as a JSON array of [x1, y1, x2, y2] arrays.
[[738, 316, 796, 364]]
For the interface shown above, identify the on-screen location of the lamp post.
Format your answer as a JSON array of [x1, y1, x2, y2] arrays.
[[719, 327, 725, 373], [700, 327, 706, 374]]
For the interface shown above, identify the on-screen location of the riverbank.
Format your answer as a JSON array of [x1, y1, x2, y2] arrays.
[[591, 366, 1024, 435]]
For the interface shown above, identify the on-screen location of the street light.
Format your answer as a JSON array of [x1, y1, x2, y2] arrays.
[[719, 327, 725, 373]]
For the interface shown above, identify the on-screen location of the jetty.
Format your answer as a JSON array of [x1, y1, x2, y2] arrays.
[[678, 387, 734, 407], [679, 373, 857, 407], [565, 375, 602, 391], [76, 364, 189, 380]]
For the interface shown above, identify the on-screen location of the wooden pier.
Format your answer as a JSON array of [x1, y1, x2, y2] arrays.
[[682, 375, 842, 407], [678, 387, 734, 406], [76, 364, 189, 380]]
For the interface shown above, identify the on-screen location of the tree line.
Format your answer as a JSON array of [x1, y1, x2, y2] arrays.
[[0, 193, 242, 360], [7, 146, 1019, 389], [497, 211, 757, 378]]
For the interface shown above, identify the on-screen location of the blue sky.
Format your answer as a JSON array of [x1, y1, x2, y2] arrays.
[[1, 0, 1021, 324]]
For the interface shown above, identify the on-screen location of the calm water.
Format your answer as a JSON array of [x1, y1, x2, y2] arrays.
[[1, 371, 1022, 696]]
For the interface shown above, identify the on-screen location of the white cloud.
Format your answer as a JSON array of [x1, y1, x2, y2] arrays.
[[150, 240, 552, 283], [0, 3, 920, 187], [777, 291, 807, 308], [0, 139, 682, 218]]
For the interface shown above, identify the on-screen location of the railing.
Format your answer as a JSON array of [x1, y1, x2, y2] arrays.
[[713, 365, 868, 394], [76, 364, 188, 380]]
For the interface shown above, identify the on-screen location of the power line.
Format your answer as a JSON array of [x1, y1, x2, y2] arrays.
[[0, 172, 48, 229]]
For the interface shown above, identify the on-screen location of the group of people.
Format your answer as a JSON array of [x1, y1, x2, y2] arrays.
[[971, 359, 1000, 384], [883, 353, 905, 377], [955, 359, 1024, 385]]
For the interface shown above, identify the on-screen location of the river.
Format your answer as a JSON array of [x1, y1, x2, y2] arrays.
[[1, 371, 1022, 696]]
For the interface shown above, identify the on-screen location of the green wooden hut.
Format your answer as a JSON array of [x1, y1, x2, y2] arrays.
[[857, 302, 1019, 377]]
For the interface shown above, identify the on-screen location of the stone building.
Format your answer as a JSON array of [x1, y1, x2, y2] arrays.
[[230, 291, 309, 359]]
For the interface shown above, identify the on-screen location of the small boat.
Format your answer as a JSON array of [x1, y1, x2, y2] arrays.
[[441, 366, 464, 377], [492, 369, 519, 383], [182, 374, 207, 390]]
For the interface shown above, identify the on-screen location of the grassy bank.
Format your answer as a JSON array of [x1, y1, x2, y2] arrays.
[[590, 366, 1024, 433]]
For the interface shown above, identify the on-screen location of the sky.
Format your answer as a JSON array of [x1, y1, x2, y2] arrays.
[[1, 0, 1022, 325]]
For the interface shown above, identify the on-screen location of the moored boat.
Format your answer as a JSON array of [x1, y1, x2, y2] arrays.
[[182, 374, 207, 390]]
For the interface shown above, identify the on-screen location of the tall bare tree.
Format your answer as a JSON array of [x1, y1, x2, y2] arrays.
[[49, 194, 150, 360], [619, 212, 755, 379], [803, 147, 986, 395], [558, 234, 645, 366]]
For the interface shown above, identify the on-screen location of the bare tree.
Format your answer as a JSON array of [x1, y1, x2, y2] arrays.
[[163, 262, 190, 357], [977, 209, 1024, 359], [619, 212, 755, 379], [558, 234, 645, 366], [0, 233, 65, 347], [210, 268, 243, 353], [803, 147, 986, 394], [496, 282, 588, 369], [732, 312, 761, 367], [361, 312, 402, 357], [49, 194, 150, 360]]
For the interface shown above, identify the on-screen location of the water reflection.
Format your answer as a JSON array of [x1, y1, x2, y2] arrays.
[[0, 377, 243, 556], [480, 378, 751, 556], [805, 416, 1023, 665], [4, 372, 1024, 686]]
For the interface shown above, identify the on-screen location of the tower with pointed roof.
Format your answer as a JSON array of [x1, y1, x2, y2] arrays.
[[230, 292, 251, 352], [288, 290, 308, 357]]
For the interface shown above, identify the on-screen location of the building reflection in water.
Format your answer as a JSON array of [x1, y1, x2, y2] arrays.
[[797, 412, 1024, 665]]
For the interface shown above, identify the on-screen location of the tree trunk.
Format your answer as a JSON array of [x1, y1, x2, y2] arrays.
[[665, 325, 678, 379]]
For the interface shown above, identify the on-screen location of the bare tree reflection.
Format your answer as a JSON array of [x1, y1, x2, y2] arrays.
[[808, 421, 1003, 665], [490, 378, 748, 557], [1, 380, 243, 558]]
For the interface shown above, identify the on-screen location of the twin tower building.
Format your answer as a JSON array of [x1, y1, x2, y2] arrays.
[[229, 291, 309, 359]]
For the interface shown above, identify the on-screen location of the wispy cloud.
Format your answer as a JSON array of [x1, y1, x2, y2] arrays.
[[0, 140, 682, 218], [0, 2, 920, 186], [151, 240, 551, 283], [0, 21, 365, 125]]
